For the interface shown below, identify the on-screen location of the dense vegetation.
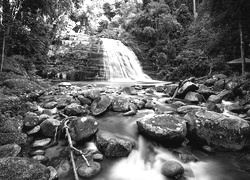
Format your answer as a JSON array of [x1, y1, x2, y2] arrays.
[[1, 0, 250, 81]]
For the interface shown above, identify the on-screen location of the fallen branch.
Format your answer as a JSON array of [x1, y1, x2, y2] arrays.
[[63, 119, 91, 180]]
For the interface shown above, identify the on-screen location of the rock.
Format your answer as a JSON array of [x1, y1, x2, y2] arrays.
[[82, 89, 101, 101], [56, 95, 76, 109], [0, 132, 27, 145], [0, 116, 23, 133], [161, 161, 184, 178], [213, 79, 225, 91], [184, 92, 204, 102], [173, 150, 198, 163], [0, 144, 21, 158], [96, 130, 135, 157], [145, 99, 156, 109], [185, 109, 250, 151], [204, 78, 216, 86], [121, 86, 137, 95], [155, 85, 165, 92], [69, 116, 99, 142], [164, 83, 178, 96], [226, 101, 244, 113], [93, 153, 104, 161], [26, 102, 39, 112], [48, 166, 58, 180], [30, 149, 46, 156], [64, 103, 88, 116], [32, 138, 51, 148], [56, 159, 71, 178], [205, 102, 222, 113], [77, 161, 102, 178], [172, 101, 187, 107], [133, 99, 145, 109], [112, 96, 130, 112], [40, 118, 61, 137], [213, 74, 227, 79], [246, 109, 250, 117], [123, 103, 138, 116], [58, 82, 71, 87], [32, 155, 49, 164], [208, 90, 233, 103], [145, 88, 154, 94], [43, 101, 58, 109], [197, 84, 215, 97], [24, 112, 40, 128], [137, 114, 187, 143], [0, 157, 50, 180], [178, 82, 198, 97], [78, 95, 92, 106], [39, 114, 50, 122], [202, 145, 215, 154], [27, 125, 41, 135], [177, 105, 207, 114], [91, 95, 112, 116]]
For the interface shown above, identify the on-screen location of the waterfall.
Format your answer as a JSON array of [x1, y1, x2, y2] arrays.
[[101, 38, 151, 81]]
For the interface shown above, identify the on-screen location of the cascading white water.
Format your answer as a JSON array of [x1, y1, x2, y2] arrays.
[[101, 38, 151, 81]]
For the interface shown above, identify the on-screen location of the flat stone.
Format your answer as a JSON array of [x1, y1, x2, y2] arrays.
[[32, 138, 51, 148], [112, 96, 130, 112], [27, 125, 41, 135], [91, 95, 112, 116], [32, 155, 49, 164], [177, 105, 207, 114], [58, 82, 71, 87], [77, 161, 102, 178]]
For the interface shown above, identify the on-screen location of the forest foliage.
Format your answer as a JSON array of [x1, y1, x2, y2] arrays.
[[1, 0, 250, 80]]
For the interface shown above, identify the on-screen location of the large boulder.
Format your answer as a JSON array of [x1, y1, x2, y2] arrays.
[[0, 157, 50, 180], [136, 114, 187, 143], [69, 116, 99, 142], [96, 130, 135, 157], [0, 132, 27, 145], [90, 95, 112, 116], [64, 103, 88, 116], [112, 96, 130, 112], [185, 109, 250, 151], [81, 89, 101, 101]]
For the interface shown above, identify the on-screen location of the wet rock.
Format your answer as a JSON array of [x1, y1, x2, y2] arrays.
[[24, 112, 41, 128], [213, 74, 227, 79], [43, 101, 58, 109], [32, 138, 51, 148], [56, 159, 71, 178], [172, 101, 187, 107], [137, 114, 187, 143], [0, 157, 50, 180], [145, 88, 154, 94], [123, 103, 137, 116], [155, 85, 165, 92], [178, 82, 198, 97], [112, 96, 130, 112], [77, 161, 102, 178], [0, 144, 21, 158], [0, 132, 27, 145], [161, 160, 184, 178], [40, 118, 61, 137], [91, 95, 112, 116], [69, 116, 99, 142], [197, 84, 215, 97], [26, 102, 39, 112], [64, 103, 88, 116], [78, 95, 92, 106], [213, 79, 225, 91], [173, 150, 198, 163], [27, 125, 41, 135], [96, 130, 136, 157], [184, 109, 250, 151], [207, 90, 233, 103], [82, 89, 101, 101], [133, 99, 145, 109], [184, 92, 203, 102], [177, 105, 207, 114], [57, 95, 76, 109]]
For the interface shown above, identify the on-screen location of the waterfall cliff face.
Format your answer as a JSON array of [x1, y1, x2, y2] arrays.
[[101, 38, 151, 81]]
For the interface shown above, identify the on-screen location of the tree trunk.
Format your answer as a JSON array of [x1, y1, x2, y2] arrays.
[[0, 33, 5, 72], [193, 0, 198, 19], [239, 14, 245, 76]]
